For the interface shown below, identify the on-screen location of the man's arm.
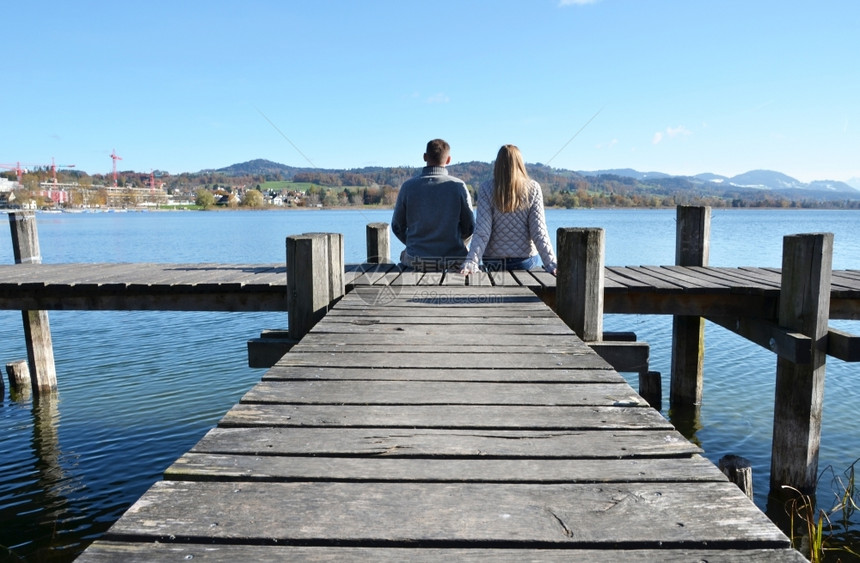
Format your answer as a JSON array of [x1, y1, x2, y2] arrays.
[[459, 184, 476, 240], [391, 186, 407, 244]]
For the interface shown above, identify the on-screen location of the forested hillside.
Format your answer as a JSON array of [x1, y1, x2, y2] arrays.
[[6, 158, 859, 210], [206, 159, 860, 209]]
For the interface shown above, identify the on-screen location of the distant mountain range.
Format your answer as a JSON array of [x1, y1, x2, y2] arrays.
[[576, 168, 859, 194], [212, 159, 859, 197]]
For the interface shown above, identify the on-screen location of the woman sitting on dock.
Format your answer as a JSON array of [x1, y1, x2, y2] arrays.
[[460, 144, 558, 275]]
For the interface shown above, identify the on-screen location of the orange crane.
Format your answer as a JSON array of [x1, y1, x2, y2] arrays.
[[110, 149, 123, 187]]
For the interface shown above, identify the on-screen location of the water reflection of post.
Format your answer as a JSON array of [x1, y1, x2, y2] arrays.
[[31, 392, 68, 534]]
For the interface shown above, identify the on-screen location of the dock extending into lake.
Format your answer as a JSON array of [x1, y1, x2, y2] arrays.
[[3, 208, 857, 560], [75, 283, 804, 561]]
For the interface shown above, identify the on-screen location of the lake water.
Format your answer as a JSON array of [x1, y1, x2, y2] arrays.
[[0, 208, 858, 561]]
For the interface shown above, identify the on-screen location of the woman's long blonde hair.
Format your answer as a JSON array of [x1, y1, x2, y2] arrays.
[[492, 144, 530, 213]]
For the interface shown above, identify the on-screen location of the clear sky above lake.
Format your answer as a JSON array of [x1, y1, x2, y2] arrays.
[[4, 1, 858, 184]]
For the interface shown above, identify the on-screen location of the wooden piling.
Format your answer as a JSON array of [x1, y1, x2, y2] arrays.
[[287, 233, 341, 341], [770, 233, 832, 495], [556, 228, 604, 342], [671, 206, 710, 407], [719, 454, 753, 500], [639, 370, 662, 410], [366, 222, 391, 264], [6, 360, 30, 393], [8, 212, 57, 393]]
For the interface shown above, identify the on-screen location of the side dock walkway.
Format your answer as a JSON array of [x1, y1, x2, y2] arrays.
[[77, 285, 802, 561]]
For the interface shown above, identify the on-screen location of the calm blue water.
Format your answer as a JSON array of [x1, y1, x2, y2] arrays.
[[0, 208, 858, 561]]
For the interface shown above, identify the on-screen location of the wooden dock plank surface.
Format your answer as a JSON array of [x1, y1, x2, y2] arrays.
[[0, 262, 858, 319], [94, 480, 787, 547], [77, 543, 807, 562], [79, 284, 798, 560]]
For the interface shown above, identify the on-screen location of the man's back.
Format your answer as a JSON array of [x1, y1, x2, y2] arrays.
[[391, 165, 474, 262]]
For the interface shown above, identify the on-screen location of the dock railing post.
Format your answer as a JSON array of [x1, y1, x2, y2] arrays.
[[556, 228, 604, 342], [770, 232, 832, 495], [8, 212, 57, 394], [670, 205, 710, 407], [366, 222, 391, 263], [287, 233, 342, 341]]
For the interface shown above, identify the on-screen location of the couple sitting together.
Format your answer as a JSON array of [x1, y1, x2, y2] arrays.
[[391, 138, 557, 276]]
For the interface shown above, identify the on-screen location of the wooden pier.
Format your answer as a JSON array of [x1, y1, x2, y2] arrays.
[[3, 209, 858, 560], [76, 284, 804, 561]]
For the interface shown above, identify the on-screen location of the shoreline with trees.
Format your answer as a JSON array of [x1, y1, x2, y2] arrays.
[[4, 158, 860, 211]]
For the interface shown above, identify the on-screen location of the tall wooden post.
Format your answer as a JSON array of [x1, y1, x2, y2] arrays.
[[770, 233, 832, 494], [8, 212, 57, 394], [287, 233, 342, 341], [306, 232, 345, 303], [556, 228, 604, 342], [366, 222, 391, 263], [670, 206, 710, 407]]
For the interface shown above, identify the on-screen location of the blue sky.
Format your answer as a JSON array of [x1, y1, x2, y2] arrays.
[[4, 1, 858, 184]]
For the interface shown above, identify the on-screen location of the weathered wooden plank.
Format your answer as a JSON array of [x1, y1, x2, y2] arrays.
[[609, 267, 685, 291], [686, 267, 774, 294], [308, 319, 577, 335], [331, 298, 552, 311], [507, 269, 542, 289], [707, 315, 812, 363], [0, 262, 88, 282], [290, 343, 592, 354], [831, 269, 860, 286], [464, 271, 494, 287], [167, 452, 718, 481], [325, 309, 557, 320], [219, 404, 673, 430], [261, 366, 626, 383], [827, 327, 860, 361], [641, 265, 732, 291], [529, 269, 558, 288], [604, 267, 653, 290], [415, 272, 443, 286], [351, 284, 541, 294], [98, 480, 790, 547], [240, 381, 647, 406], [349, 263, 397, 286], [487, 269, 521, 287], [273, 351, 613, 370], [440, 271, 468, 286], [603, 289, 778, 318], [317, 312, 571, 326], [341, 290, 547, 304], [735, 266, 785, 287], [292, 330, 588, 348], [697, 267, 782, 291], [181, 427, 701, 458], [0, 287, 288, 312], [77, 542, 808, 562]]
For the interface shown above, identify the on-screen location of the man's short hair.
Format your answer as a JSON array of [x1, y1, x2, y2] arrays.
[[425, 139, 450, 166]]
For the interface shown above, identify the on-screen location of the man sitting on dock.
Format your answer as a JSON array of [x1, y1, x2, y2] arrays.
[[391, 139, 475, 271]]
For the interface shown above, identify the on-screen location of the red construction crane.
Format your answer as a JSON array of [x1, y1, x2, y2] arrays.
[[110, 149, 123, 187], [0, 162, 26, 183], [1, 159, 74, 184], [47, 157, 75, 184]]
